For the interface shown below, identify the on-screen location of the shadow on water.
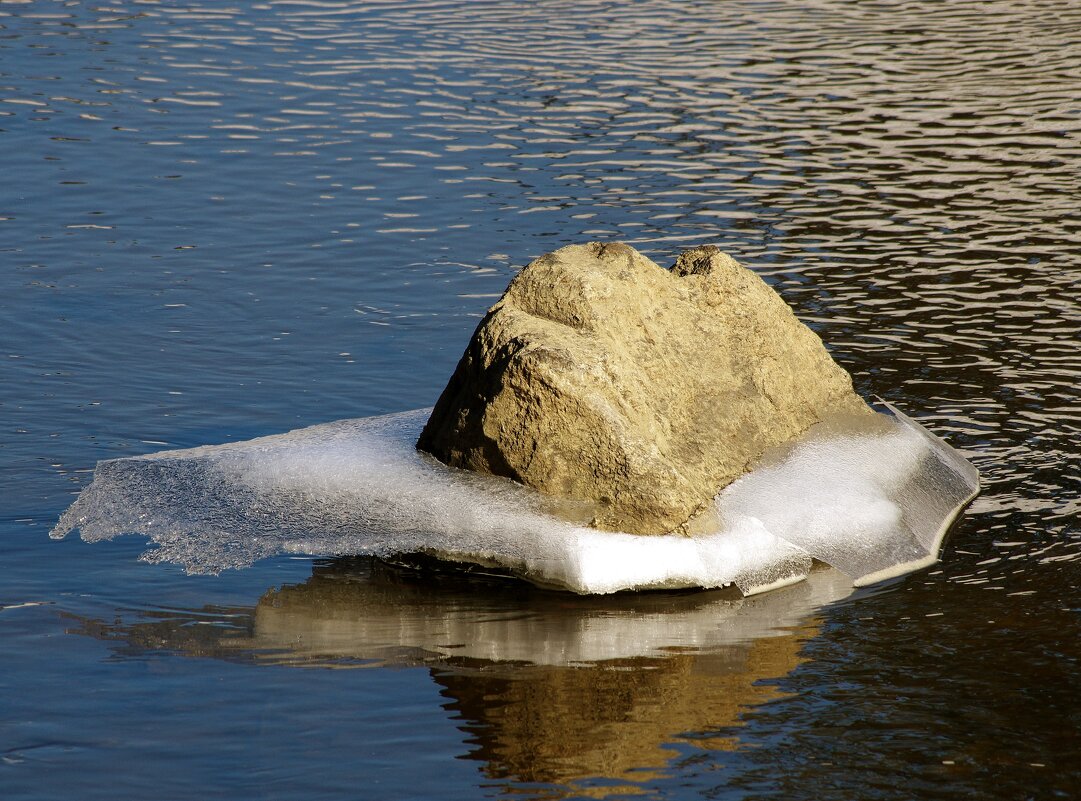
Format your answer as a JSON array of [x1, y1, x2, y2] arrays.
[[65, 556, 857, 798]]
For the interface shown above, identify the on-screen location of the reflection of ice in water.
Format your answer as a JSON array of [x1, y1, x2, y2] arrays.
[[65, 556, 857, 666], [51, 404, 978, 594], [246, 560, 858, 667]]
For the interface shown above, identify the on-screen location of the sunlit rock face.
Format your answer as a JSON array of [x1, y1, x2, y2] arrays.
[[417, 242, 871, 535]]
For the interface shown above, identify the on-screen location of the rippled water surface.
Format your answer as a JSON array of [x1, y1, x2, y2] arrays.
[[2, 2, 1079, 799]]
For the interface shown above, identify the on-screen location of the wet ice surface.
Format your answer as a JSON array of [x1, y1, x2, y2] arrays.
[[52, 404, 978, 595]]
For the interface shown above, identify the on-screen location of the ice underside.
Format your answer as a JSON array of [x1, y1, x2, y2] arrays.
[[51, 404, 979, 596]]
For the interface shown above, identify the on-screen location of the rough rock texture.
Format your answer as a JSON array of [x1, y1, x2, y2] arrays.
[[417, 242, 871, 535]]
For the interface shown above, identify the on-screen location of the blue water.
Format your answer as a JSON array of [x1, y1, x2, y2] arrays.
[[3, 1, 1080, 799]]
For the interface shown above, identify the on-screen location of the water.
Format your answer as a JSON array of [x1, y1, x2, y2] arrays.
[[1, 1, 1078, 798]]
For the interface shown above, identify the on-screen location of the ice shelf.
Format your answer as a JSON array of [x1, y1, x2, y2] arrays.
[[51, 403, 979, 595]]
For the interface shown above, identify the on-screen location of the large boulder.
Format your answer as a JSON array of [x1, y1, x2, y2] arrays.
[[417, 242, 871, 535]]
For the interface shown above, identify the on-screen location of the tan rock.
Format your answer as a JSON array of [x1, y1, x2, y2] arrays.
[[417, 242, 870, 534]]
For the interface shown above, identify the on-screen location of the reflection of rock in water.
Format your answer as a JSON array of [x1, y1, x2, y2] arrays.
[[65, 558, 853, 797], [433, 636, 810, 792]]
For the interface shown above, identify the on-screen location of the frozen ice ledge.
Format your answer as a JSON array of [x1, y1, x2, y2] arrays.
[[51, 402, 979, 596]]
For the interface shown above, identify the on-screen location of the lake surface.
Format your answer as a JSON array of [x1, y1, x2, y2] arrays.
[[2, 1, 1079, 799]]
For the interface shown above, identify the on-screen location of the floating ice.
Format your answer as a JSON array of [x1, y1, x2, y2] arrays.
[[716, 402, 980, 587], [51, 403, 978, 595]]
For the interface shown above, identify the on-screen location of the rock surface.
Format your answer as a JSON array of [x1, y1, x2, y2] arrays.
[[417, 242, 871, 535]]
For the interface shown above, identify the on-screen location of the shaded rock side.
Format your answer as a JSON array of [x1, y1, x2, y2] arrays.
[[417, 242, 871, 535]]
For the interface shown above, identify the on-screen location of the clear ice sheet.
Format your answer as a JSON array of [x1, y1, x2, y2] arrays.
[[51, 406, 979, 595], [715, 403, 979, 586]]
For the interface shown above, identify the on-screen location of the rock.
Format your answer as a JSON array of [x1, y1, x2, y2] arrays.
[[417, 242, 871, 535]]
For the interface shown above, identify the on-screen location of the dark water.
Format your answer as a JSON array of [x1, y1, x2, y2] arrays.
[[2, 1, 1079, 799]]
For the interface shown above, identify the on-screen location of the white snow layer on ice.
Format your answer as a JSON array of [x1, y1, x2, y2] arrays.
[[51, 403, 979, 595]]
